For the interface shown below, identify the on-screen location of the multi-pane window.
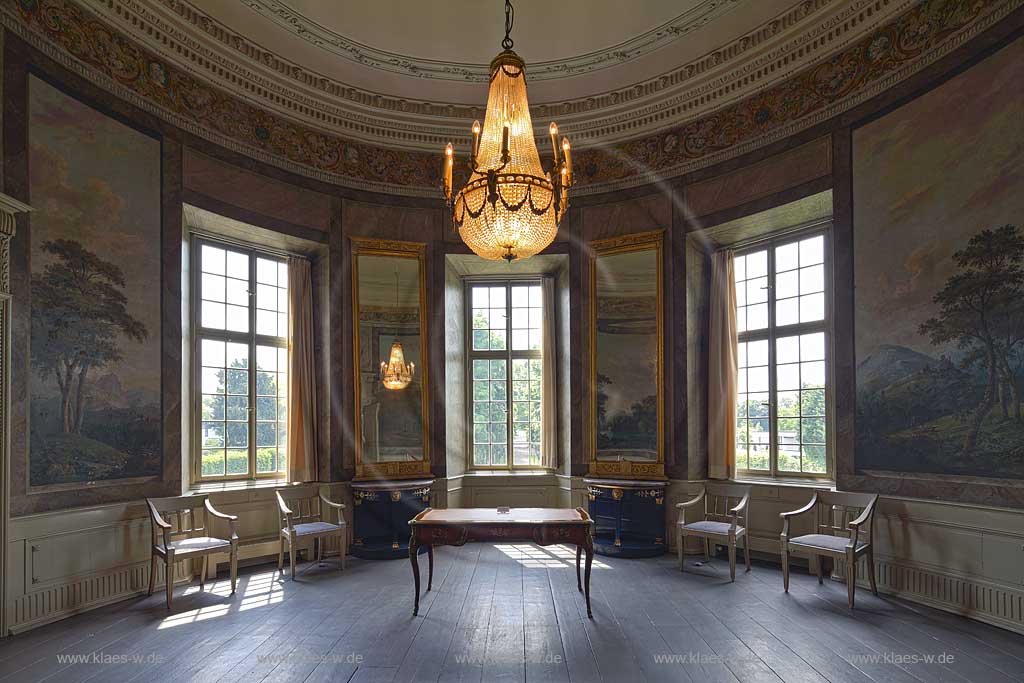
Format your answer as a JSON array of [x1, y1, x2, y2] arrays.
[[467, 281, 544, 469], [735, 232, 830, 477], [194, 238, 288, 482]]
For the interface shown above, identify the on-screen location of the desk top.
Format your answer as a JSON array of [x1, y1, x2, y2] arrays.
[[411, 507, 591, 525]]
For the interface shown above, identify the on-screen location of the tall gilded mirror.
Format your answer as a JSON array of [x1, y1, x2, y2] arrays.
[[352, 238, 430, 479], [589, 230, 665, 479]]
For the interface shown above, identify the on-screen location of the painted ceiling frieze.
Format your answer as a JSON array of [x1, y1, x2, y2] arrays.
[[1, 0, 1019, 197]]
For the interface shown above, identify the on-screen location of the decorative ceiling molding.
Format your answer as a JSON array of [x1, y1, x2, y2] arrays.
[[93, 0, 886, 152], [1, 0, 1019, 198], [239, 0, 746, 83]]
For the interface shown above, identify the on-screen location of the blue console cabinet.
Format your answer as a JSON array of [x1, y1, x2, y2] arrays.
[[350, 479, 433, 560], [584, 478, 667, 558]]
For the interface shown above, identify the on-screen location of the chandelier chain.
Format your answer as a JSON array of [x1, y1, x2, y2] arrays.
[[502, 0, 514, 50]]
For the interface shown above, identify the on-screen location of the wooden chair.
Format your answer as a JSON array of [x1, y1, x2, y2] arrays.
[[676, 483, 751, 581], [780, 491, 878, 608], [275, 485, 347, 579], [146, 495, 238, 609]]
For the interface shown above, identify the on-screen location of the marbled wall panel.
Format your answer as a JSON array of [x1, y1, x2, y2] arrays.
[[683, 137, 832, 219], [183, 149, 333, 234]]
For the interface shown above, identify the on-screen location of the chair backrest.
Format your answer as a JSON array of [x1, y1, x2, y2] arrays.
[[702, 483, 751, 529], [147, 495, 209, 545], [815, 491, 878, 545], [275, 484, 323, 529]]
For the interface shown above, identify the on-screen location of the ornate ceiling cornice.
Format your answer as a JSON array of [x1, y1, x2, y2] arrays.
[[90, 0, 892, 152], [239, 0, 746, 83], [1, 0, 1019, 198]]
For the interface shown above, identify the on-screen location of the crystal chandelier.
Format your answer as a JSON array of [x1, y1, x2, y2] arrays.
[[443, 0, 573, 262], [379, 270, 415, 390]]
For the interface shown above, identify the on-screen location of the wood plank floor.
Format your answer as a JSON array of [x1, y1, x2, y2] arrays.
[[0, 544, 1021, 682]]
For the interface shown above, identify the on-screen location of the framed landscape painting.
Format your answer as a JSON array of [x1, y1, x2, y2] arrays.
[[853, 37, 1024, 481], [27, 75, 163, 488]]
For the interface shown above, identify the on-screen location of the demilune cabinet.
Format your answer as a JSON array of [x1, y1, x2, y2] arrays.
[[584, 478, 667, 557]]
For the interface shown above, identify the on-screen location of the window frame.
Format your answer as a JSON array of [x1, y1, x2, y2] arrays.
[[733, 226, 834, 481], [463, 277, 547, 472], [190, 235, 289, 485]]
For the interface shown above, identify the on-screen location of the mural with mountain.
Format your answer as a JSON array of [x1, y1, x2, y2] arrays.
[[853, 37, 1024, 480], [28, 77, 162, 487]]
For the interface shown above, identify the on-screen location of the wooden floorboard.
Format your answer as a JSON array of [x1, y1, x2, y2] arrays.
[[0, 546, 1020, 683]]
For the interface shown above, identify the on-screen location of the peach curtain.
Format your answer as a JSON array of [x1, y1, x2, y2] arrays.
[[287, 257, 317, 482], [540, 276, 558, 470], [708, 250, 738, 480]]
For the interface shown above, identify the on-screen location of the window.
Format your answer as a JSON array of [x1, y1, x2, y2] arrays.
[[735, 231, 830, 478], [466, 280, 544, 469], [192, 238, 289, 482]]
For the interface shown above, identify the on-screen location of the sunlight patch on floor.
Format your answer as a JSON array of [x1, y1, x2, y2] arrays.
[[495, 543, 611, 569]]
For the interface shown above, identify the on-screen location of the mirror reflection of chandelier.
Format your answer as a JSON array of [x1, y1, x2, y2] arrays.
[[442, 0, 574, 262], [380, 269, 415, 390]]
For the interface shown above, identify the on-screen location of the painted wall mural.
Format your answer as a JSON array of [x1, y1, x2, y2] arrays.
[[28, 76, 163, 487], [853, 37, 1024, 480]]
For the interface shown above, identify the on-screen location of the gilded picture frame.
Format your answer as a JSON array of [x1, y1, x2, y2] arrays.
[[588, 230, 666, 480], [351, 237, 431, 480]]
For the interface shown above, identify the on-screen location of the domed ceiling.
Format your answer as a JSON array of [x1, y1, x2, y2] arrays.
[[4, 0, 1015, 195], [84, 0, 909, 151]]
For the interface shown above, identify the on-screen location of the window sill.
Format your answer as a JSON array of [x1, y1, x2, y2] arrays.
[[461, 470, 555, 477], [732, 476, 835, 489], [189, 478, 289, 494]]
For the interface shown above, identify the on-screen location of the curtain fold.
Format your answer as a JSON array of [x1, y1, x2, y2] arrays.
[[540, 275, 558, 470], [287, 256, 318, 483], [708, 250, 738, 480]]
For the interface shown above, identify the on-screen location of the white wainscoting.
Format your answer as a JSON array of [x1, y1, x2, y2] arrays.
[[5, 477, 1022, 636], [667, 479, 1024, 635], [4, 483, 350, 634]]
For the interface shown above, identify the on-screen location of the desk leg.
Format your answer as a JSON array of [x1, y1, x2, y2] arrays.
[[584, 541, 594, 619], [427, 544, 434, 592], [410, 537, 421, 617], [575, 545, 582, 592]]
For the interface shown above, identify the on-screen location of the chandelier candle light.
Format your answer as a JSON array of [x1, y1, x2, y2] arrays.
[[380, 269, 415, 390], [443, 0, 574, 262]]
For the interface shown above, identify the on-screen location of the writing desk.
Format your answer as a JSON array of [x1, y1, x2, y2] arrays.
[[408, 507, 595, 617]]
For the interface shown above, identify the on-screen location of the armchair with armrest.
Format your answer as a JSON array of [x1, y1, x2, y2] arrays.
[[275, 484, 347, 579], [146, 495, 238, 609], [780, 490, 878, 608], [676, 483, 751, 582]]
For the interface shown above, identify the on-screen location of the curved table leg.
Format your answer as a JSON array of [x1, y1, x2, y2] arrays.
[[427, 544, 434, 592], [575, 545, 583, 592], [584, 540, 594, 618], [410, 536, 421, 616]]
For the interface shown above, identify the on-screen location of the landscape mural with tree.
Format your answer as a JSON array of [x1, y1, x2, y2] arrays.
[[853, 37, 1024, 480], [28, 77, 162, 486]]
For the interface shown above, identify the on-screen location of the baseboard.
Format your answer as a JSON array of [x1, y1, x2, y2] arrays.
[[7, 559, 190, 635], [835, 555, 1024, 636]]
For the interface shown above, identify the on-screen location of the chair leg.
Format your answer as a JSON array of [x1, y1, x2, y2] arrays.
[[703, 538, 710, 561], [781, 545, 790, 593], [728, 539, 737, 582], [342, 528, 350, 573], [147, 551, 157, 596], [165, 552, 175, 610], [199, 556, 207, 591], [230, 542, 238, 594], [744, 535, 751, 573], [846, 554, 857, 609], [278, 538, 284, 574], [677, 529, 684, 572], [813, 554, 822, 584], [866, 547, 878, 596], [289, 539, 297, 580]]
